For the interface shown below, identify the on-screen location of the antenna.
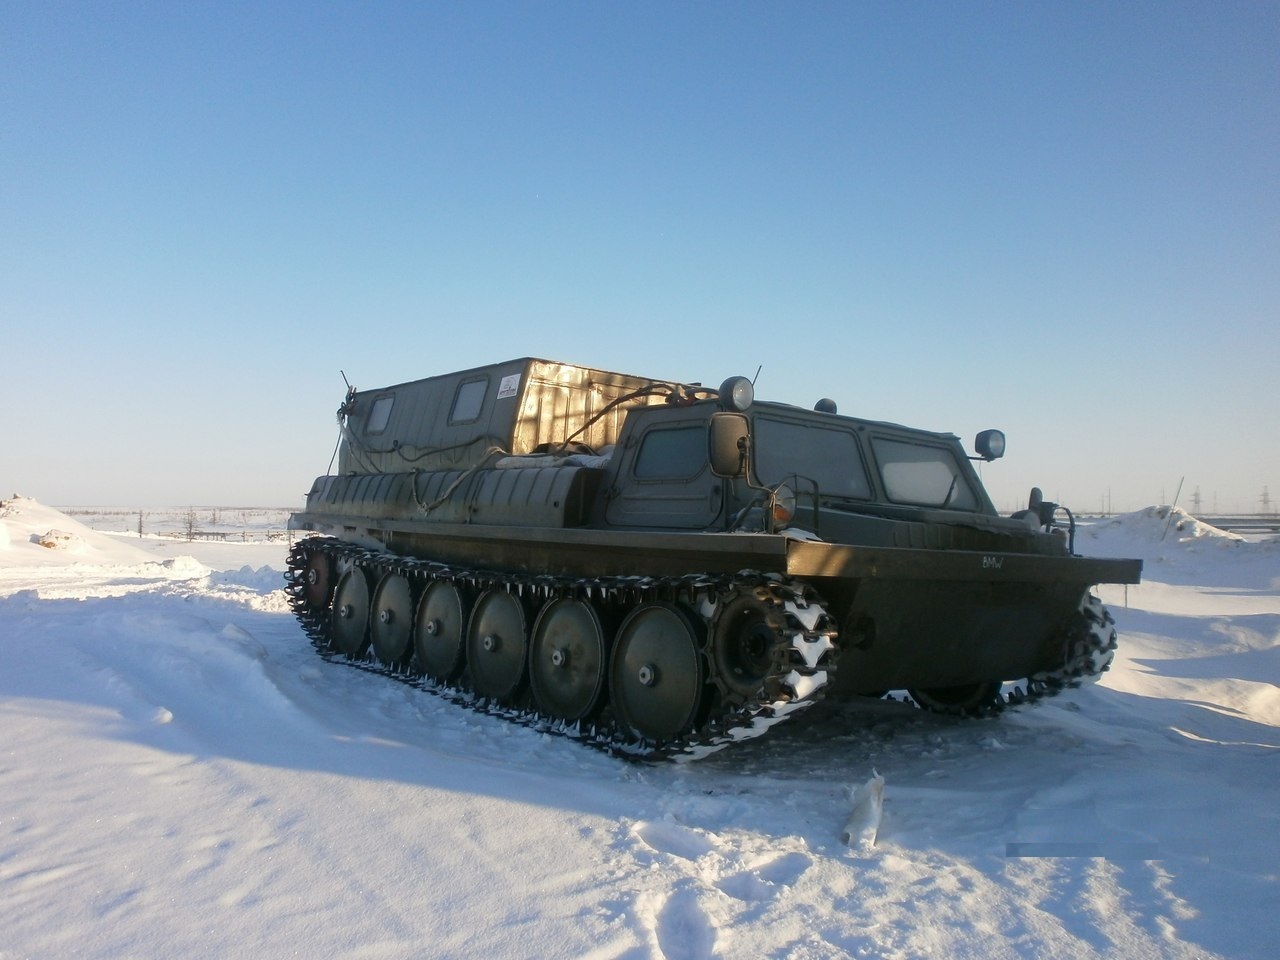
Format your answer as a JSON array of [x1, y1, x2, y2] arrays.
[[751, 365, 762, 385]]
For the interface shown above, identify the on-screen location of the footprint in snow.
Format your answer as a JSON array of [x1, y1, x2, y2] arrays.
[[632, 820, 716, 862], [654, 883, 717, 960], [716, 850, 812, 902]]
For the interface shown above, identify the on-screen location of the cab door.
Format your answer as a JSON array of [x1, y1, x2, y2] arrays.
[[603, 420, 721, 528]]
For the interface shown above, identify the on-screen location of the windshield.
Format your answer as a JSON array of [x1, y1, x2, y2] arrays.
[[753, 417, 872, 499], [871, 437, 979, 510]]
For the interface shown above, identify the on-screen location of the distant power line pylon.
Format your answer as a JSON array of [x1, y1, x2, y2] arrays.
[[1191, 486, 1202, 514], [1263, 486, 1272, 514]]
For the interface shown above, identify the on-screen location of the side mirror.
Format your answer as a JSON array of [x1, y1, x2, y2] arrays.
[[709, 413, 749, 477], [974, 429, 1006, 461]]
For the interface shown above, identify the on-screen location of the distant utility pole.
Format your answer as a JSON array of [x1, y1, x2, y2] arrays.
[[1263, 486, 1273, 515], [1191, 486, 1202, 514]]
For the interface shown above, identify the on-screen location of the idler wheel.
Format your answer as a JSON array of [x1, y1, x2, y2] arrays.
[[300, 547, 335, 611], [413, 581, 468, 681], [908, 681, 1004, 716], [466, 588, 528, 703], [610, 602, 706, 742], [370, 572, 414, 665], [330, 566, 373, 658], [710, 591, 786, 704], [529, 598, 610, 722]]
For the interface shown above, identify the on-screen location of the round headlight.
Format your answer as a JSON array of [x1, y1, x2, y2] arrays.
[[975, 429, 1006, 461], [718, 376, 754, 412]]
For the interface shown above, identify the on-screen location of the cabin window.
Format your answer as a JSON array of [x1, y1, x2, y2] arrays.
[[633, 425, 707, 481], [872, 438, 978, 510], [450, 378, 488, 424], [366, 395, 394, 434], [754, 417, 872, 499]]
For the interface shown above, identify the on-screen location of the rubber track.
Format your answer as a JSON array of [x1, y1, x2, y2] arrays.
[[285, 537, 839, 762], [900, 593, 1121, 716], [1017, 593, 1118, 698]]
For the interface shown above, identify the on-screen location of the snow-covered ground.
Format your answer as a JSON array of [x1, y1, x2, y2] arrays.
[[2, 496, 1276, 959]]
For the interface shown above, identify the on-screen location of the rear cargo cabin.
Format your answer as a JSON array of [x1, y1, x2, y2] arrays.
[[335, 358, 682, 476], [295, 358, 705, 540]]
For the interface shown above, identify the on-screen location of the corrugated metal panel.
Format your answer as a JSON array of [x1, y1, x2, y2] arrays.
[[339, 358, 679, 476]]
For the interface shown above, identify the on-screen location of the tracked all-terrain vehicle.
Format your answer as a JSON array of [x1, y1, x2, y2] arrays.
[[286, 358, 1141, 760]]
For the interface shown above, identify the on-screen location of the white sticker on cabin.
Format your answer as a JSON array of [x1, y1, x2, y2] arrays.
[[497, 374, 521, 399]]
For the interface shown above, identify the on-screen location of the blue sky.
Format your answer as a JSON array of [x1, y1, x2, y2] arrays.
[[3, 1, 1276, 512]]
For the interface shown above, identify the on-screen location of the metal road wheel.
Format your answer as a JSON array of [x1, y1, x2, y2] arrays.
[[413, 580, 468, 682], [710, 591, 785, 704], [908, 681, 1004, 716], [529, 598, 609, 722], [330, 567, 372, 658], [370, 572, 414, 665], [610, 603, 706, 742], [300, 546, 334, 611], [466, 588, 529, 703]]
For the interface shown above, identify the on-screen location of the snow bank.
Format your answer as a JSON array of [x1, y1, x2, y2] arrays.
[[0, 495, 158, 566], [1081, 505, 1279, 591], [1084, 505, 1243, 547]]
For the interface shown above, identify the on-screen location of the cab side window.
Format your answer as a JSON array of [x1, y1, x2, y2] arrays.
[[634, 425, 707, 480]]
